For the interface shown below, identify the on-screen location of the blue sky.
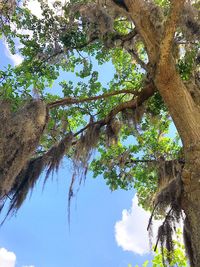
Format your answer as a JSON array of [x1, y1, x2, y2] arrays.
[[0, 164, 153, 267], [0, 5, 158, 266]]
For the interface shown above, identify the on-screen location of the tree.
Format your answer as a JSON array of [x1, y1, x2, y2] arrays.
[[0, 0, 200, 265], [133, 238, 187, 267], [134, 231, 187, 266]]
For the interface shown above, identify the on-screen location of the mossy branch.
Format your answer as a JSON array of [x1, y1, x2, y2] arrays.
[[72, 82, 155, 137]]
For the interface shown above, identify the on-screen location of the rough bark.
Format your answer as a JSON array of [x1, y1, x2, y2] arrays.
[[156, 56, 200, 148], [124, 1, 200, 266], [182, 148, 200, 267], [125, 0, 160, 63], [156, 65, 200, 266]]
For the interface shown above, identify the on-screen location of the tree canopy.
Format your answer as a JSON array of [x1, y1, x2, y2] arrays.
[[0, 0, 200, 265]]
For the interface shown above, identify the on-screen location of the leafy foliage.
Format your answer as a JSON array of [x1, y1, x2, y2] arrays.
[[0, 0, 200, 264], [132, 231, 187, 267]]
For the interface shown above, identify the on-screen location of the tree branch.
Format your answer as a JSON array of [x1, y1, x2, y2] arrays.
[[125, 159, 185, 164], [127, 48, 148, 71], [45, 82, 155, 152], [32, 83, 155, 175], [72, 81, 155, 137], [159, 0, 186, 65], [155, 1, 200, 147], [109, 29, 148, 70], [112, 28, 138, 42], [47, 89, 138, 109], [125, 0, 160, 63], [104, 82, 155, 123]]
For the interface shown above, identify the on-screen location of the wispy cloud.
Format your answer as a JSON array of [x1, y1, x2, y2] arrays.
[[3, 41, 23, 66], [115, 195, 161, 255], [0, 248, 16, 267]]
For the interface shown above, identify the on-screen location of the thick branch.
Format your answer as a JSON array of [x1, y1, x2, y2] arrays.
[[32, 83, 155, 174], [73, 82, 155, 137], [113, 28, 138, 42], [155, 60, 200, 147], [154, 1, 200, 147], [104, 82, 155, 123], [48, 89, 138, 109], [159, 0, 186, 65], [155, 1, 200, 147], [124, 0, 159, 63]]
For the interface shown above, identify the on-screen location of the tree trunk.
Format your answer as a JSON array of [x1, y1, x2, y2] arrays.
[[154, 56, 200, 266], [118, 1, 200, 265], [182, 148, 200, 267]]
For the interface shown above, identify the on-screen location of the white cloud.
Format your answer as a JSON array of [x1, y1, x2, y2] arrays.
[[25, 0, 43, 18], [3, 41, 23, 66], [0, 248, 16, 267], [26, 0, 69, 18], [0, 247, 34, 267], [3, 0, 70, 65], [115, 195, 161, 255]]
